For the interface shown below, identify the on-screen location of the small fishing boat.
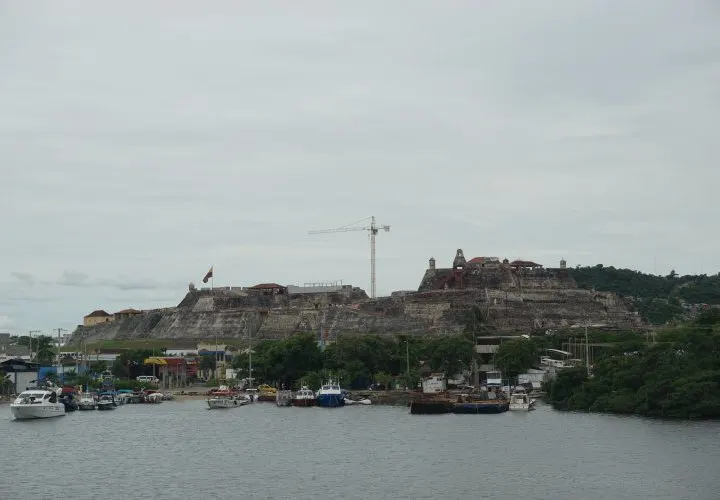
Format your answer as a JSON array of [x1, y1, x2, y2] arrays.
[[78, 393, 97, 411], [292, 386, 316, 407], [96, 394, 116, 411], [316, 380, 345, 408], [207, 385, 248, 409], [207, 394, 250, 409]]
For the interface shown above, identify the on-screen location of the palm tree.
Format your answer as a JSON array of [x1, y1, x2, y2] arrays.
[[33, 335, 56, 365], [1, 372, 13, 395]]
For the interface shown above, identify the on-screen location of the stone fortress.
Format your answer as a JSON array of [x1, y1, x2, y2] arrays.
[[70, 249, 643, 343]]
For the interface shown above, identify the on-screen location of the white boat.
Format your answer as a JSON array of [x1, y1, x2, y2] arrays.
[[96, 394, 116, 410], [344, 397, 372, 406], [145, 392, 163, 404], [292, 386, 316, 407], [509, 389, 535, 411], [10, 389, 65, 420], [78, 393, 97, 411], [207, 395, 250, 409]]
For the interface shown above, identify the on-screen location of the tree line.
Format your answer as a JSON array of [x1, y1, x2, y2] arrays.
[[545, 309, 720, 419], [229, 333, 475, 390], [570, 264, 720, 324]]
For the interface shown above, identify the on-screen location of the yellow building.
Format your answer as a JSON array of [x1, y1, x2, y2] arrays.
[[113, 308, 142, 321], [83, 309, 113, 327]]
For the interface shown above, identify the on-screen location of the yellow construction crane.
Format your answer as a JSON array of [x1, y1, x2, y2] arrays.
[[308, 216, 390, 299]]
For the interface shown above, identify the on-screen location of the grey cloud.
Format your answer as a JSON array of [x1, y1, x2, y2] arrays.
[[0, 0, 719, 333], [56, 270, 90, 287], [11, 272, 36, 285], [56, 270, 168, 291]]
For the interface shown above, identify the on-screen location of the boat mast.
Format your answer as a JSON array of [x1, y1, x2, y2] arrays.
[[247, 315, 253, 388]]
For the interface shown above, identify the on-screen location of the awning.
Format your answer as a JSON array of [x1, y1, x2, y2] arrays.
[[143, 357, 167, 365]]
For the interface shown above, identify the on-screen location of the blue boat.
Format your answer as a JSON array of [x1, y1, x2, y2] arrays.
[[316, 380, 345, 408]]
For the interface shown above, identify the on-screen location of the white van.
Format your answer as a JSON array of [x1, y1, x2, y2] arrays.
[[136, 375, 159, 384]]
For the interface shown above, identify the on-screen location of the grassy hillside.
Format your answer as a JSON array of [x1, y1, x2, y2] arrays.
[[570, 265, 720, 324]]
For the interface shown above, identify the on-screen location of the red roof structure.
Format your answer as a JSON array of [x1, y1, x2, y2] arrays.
[[84, 309, 110, 318], [509, 260, 542, 268]]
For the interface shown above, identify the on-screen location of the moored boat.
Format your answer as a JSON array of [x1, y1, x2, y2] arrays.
[[344, 397, 372, 405], [145, 392, 163, 404], [10, 389, 66, 420], [276, 389, 293, 407], [207, 394, 250, 409], [257, 384, 277, 402], [452, 400, 509, 414], [292, 386, 316, 407], [316, 380, 345, 408], [452, 392, 509, 414], [96, 394, 116, 410], [78, 393, 97, 411], [409, 394, 454, 415], [509, 388, 535, 411]]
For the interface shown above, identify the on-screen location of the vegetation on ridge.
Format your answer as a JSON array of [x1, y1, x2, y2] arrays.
[[570, 265, 720, 324], [545, 309, 720, 419]]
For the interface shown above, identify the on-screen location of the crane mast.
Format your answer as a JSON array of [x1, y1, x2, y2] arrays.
[[308, 216, 390, 299]]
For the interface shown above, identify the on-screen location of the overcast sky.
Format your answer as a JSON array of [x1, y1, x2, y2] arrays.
[[1, 0, 718, 335]]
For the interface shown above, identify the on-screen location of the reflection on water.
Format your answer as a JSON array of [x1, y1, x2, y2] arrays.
[[1, 401, 719, 500]]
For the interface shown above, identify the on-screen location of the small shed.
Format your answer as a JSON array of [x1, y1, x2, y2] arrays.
[[421, 373, 447, 394], [0, 358, 40, 394]]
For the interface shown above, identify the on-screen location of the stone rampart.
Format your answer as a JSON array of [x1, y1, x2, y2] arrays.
[[71, 275, 643, 344]]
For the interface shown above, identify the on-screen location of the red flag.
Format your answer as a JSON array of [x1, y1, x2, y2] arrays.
[[202, 266, 213, 283]]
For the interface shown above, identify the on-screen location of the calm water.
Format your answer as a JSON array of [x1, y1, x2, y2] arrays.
[[1, 400, 719, 500]]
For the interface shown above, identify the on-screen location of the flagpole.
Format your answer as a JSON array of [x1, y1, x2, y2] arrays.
[[211, 265, 214, 290]]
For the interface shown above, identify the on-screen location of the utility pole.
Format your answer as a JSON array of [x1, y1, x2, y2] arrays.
[[55, 328, 67, 383], [28, 330, 41, 362], [28, 330, 41, 388], [584, 321, 590, 376], [406, 339, 410, 377]]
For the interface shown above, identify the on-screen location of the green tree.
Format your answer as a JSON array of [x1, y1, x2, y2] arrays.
[[493, 339, 537, 379], [199, 355, 216, 379], [421, 336, 474, 379], [33, 336, 56, 365], [88, 361, 107, 374]]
